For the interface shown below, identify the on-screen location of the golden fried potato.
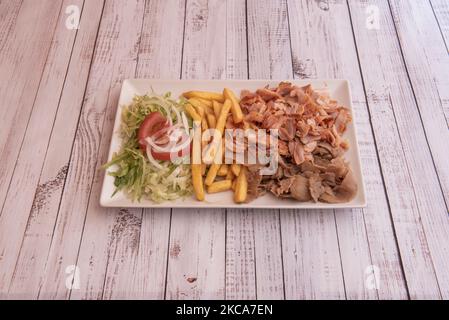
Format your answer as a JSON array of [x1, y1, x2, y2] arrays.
[[191, 164, 204, 201], [226, 169, 235, 181], [217, 164, 229, 177], [216, 99, 232, 136], [183, 91, 225, 103], [185, 104, 202, 122], [206, 113, 216, 129], [196, 98, 213, 108], [207, 180, 233, 194], [234, 167, 247, 203], [223, 88, 243, 123], [212, 101, 222, 119], [205, 164, 221, 186], [231, 164, 241, 177]]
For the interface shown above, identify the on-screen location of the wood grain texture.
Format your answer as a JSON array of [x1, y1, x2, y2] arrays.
[[384, 0, 449, 298], [0, 0, 63, 218], [166, 0, 226, 300], [1, 0, 449, 300], [6, 0, 105, 299], [0, 0, 85, 298], [0, 0, 22, 53], [250, 0, 345, 300], [350, 1, 446, 298], [246, 0, 288, 300], [37, 0, 144, 299], [389, 0, 449, 204], [286, 0, 407, 300], [97, 0, 186, 300], [431, 0, 449, 49], [223, 0, 257, 301]]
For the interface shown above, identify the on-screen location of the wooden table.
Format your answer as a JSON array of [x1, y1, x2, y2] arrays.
[[0, 0, 448, 300]]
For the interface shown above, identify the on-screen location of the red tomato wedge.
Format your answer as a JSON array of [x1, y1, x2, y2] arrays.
[[138, 112, 169, 151], [138, 112, 190, 161]]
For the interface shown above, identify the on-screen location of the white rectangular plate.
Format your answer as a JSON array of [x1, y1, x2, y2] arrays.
[[100, 79, 366, 209]]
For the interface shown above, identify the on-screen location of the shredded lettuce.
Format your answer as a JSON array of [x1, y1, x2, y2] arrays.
[[103, 92, 193, 203]]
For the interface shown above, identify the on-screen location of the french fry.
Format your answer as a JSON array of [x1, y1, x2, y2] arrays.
[[234, 167, 247, 203], [223, 88, 243, 123], [192, 121, 204, 201], [217, 164, 229, 177], [212, 101, 222, 119], [201, 118, 208, 131], [189, 98, 206, 118], [201, 163, 207, 176], [231, 179, 236, 191], [205, 164, 221, 186], [206, 113, 217, 129], [231, 164, 241, 177], [207, 180, 233, 194], [191, 164, 204, 201], [226, 169, 235, 181], [185, 104, 202, 122], [216, 99, 232, 136], [183, 91, 225, 103], [197, 98, 213, 108]]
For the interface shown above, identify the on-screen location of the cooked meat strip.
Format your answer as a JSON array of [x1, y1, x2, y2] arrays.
[[236, 82, 357, 203]]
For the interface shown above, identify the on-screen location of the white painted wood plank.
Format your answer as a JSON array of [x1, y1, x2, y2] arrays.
[[97, 0, 186, 300], [287, 0, 375, 300], [385, 0, 449, 298], [248, 0, 345, 299], [0, 0, 66, 298], [0, 0, 85, 298], [226, 210, 256, 299], [223, 0, 257, 301], [288, 0, 409, 300], [0, 0, 22, 52], [6, 0, 105, 299], [349, 0, 448, 299], [166, 0, 226, 300], [246, 0, 290, 300], [0, 0, 63, 218], [37, 0, 145, 299], [389, 0, 449, 204], [431, 0, 449, 48]]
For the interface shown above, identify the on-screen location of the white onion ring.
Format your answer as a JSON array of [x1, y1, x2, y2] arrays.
[[145, 145, 163, 169]]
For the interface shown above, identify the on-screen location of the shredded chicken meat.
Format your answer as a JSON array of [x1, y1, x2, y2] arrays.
[[240, 82, 358, 203]]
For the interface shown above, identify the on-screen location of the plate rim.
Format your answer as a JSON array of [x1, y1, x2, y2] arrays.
[[100, 79, 367, 209]]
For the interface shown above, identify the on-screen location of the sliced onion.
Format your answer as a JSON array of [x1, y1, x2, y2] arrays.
[[151, 122, 171, 140], [145, 132, 191, 153], [172, 105, 182, 126], [145, 145, 163, 169], [155, 101, 173, 126], [181, 112, 190, 135]]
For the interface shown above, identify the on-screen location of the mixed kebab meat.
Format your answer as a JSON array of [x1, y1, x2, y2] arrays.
[[104, 82, 358, 204]]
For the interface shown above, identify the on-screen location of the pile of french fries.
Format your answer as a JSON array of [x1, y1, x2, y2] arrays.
[[183, 89, 248, 203]]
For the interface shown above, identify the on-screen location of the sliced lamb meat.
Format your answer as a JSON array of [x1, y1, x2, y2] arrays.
[[309, 174, 325, 202], [276, 82, 294, 96], [320, 170, 357, 203], [334, 109, 352, 133], [303, 141, 317, 153], [257, 88, 282, 101], [233, 82, 357, 204], [279, 118, 296, 141], [288, 140, 305, 165], [270, 178, 294, 197], [290, 175, 312, 202], [245, 111, 264, 123], [246, 166, 266, 202]]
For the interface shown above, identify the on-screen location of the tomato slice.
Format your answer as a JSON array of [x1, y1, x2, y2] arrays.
[[138, 112, 169, 151], [138, 112, 191, 161]]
